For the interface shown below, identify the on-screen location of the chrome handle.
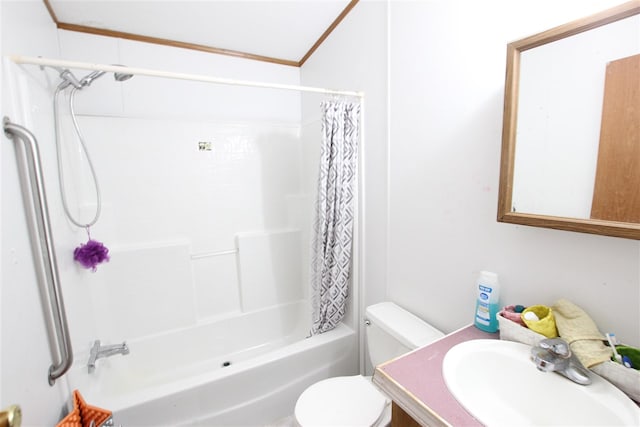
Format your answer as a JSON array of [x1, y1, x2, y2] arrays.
[[4, 117, 73, 385], [539, 338, 571, 357]]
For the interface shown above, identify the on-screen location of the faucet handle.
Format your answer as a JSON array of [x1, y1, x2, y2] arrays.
[[539, 338, 571, 357]]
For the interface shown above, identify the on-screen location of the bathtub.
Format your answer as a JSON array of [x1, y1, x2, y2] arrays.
[[66, 301, 358, 426]]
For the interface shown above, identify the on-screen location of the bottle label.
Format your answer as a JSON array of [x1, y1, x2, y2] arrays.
[[476, 301, 490, 325], [479, 285, 492, 293]]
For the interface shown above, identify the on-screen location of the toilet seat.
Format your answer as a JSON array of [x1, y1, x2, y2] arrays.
[[295, 375, 390, 427]]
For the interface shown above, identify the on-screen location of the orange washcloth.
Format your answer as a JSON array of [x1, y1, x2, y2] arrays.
[[56, 390, 112, 427]]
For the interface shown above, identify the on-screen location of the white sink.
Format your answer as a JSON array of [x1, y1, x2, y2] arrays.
[[442, 339, 640, 426]]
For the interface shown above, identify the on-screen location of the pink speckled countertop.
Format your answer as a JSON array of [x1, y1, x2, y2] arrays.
[[373, 325, 498, 426]]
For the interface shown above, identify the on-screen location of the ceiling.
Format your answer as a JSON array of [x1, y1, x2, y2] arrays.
[[45, 0, 357, 67]]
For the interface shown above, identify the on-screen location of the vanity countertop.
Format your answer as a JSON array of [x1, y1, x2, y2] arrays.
[[373, 324, 498, 427]]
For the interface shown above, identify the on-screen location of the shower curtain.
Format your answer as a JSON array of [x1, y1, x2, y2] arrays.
[[311, 99, 360, 335]]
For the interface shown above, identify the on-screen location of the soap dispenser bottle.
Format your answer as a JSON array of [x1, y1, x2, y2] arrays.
[[474, 271, 500, 332]]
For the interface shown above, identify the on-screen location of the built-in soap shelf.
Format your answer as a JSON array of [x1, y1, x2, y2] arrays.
[[497, 313, 640, 403]]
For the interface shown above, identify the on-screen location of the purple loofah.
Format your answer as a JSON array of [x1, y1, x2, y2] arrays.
[[74, 239, 110, 272]]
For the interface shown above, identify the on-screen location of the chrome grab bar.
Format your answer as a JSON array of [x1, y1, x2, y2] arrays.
[[3, 117, 73, 385]]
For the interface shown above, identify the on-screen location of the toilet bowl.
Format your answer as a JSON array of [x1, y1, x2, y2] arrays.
[[294, 302, 444, 427], [295, 375, 391, 427]]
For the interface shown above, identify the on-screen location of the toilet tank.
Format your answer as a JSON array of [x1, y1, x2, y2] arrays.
[[365, 302, 444, 367]]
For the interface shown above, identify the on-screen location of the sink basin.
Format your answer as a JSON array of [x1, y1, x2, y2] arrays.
[[442, 339, 640, 426]]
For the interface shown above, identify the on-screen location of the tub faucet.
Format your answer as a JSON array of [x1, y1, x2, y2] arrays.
[[88, 340, 130, 373], [530, 338, 591, 385]]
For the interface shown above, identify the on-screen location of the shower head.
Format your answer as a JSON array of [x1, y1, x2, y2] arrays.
[[114, 71, 133, 82], [79, 65, 133, 87]]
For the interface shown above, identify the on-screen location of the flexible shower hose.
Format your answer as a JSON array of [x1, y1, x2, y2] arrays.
[[53, 84, 102, 229]]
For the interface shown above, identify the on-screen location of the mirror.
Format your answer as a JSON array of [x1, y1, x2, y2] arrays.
[[498, 1, 640, 240]]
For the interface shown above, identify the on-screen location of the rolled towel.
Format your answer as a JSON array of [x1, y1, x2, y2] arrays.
[[551, 298, 612, 368]]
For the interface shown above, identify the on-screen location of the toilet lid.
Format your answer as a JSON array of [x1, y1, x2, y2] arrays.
[[295, 375, 390, 427]]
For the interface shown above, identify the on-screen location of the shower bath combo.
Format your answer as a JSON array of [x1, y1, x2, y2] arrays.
[[4, 56, 364, 425]]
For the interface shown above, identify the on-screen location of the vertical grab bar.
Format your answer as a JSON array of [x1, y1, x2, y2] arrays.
[[3, 116, 73, 385]]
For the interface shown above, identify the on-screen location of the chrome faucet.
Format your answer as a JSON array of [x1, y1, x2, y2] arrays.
[[530, 338, 591, 385], [88, 340, 130, 373]]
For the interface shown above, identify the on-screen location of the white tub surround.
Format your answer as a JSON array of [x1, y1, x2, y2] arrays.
[[67, 303, 357, 426]]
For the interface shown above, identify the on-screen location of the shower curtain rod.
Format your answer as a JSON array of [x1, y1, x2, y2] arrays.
[[9, 55, 365, 98]]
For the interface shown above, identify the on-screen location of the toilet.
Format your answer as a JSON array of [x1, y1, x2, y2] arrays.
[[294, 302, 444, 427]]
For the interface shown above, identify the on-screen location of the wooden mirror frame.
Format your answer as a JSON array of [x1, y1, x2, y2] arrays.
[[497, 1, 640, 240]]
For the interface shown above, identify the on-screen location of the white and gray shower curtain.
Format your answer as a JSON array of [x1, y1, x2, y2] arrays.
[[311, 99, 360, 335]]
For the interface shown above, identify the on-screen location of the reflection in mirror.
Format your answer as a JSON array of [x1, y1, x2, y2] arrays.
[[498, 1, 640, 240]]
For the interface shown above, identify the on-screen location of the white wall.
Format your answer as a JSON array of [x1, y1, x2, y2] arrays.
[[303, 0, 639, 348], [387, 0, 639, 345], [0, 0, 3, 409], [1, 2, 69, 425]]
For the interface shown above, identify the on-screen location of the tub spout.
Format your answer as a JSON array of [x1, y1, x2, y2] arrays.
[[88, 340, 130, 374]]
